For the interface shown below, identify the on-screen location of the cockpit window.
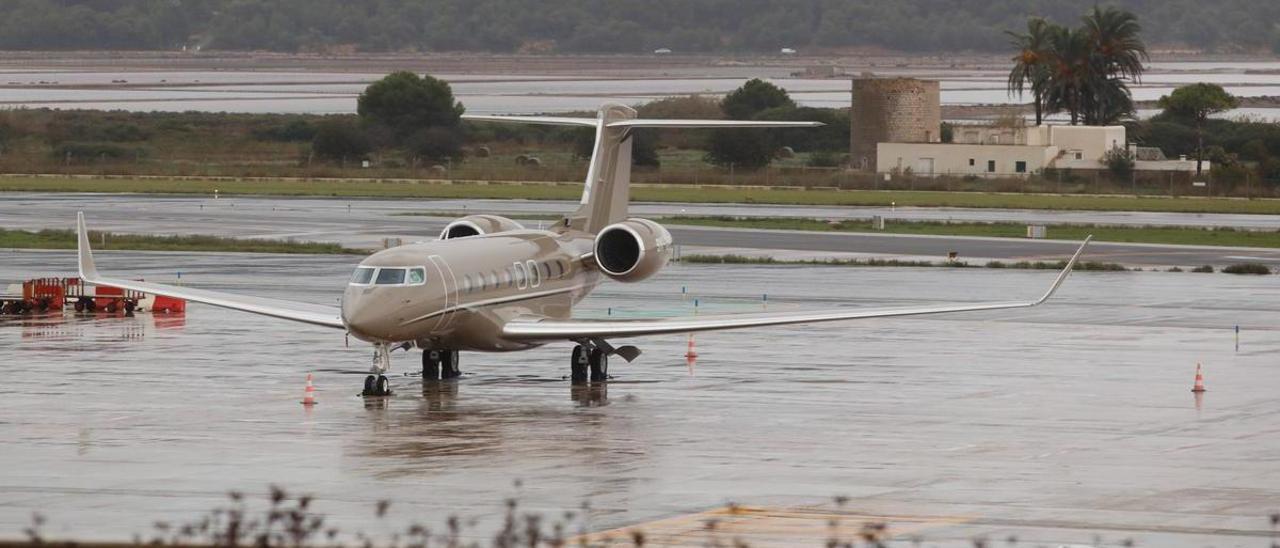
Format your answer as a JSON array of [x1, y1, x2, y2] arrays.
[[375, 268, 406, 285], [350, 267, 375, 285], [408, 267, 426, 285]]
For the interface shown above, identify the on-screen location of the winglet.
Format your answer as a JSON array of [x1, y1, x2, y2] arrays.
[[1035, 235, 1092, 304], [76, 212, 100, 282]]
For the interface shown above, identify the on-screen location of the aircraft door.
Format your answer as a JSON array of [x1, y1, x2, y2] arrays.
[[426, 255, 460, 331]]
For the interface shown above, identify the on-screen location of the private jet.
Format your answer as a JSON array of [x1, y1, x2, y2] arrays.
[[76, 103, 1091, 396]]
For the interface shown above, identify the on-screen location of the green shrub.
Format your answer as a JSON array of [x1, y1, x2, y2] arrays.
[[806, 150, 842, 168], [51, 142, 146, 162], [1104, 146, 1135, 179], [1191, 265, 1215, 273], [311, 119, 371, 163], [253, 119, 316, 142], [1222, 262, 1272, 275]]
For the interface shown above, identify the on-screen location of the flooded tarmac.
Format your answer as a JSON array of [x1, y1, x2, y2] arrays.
[[2, 249, 1279, 546]]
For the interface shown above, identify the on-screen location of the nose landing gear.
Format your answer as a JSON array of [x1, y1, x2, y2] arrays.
[[362, 343, 393, 397]]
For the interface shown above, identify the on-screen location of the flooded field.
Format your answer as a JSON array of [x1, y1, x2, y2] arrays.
[[1, 57, 1277, 119], [2, 249, 1279, 546]]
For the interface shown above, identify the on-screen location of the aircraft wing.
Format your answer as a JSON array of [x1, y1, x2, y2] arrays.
[[76, 213, 346, 329], [502, 237, 1090, 341]]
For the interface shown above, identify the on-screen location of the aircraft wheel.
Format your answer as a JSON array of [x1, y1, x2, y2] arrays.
[[422, 350, 441, 381], [570, 345, 589, 384], [589, 348, 609, 382], [74, 299, 85, 312], [375, 375, 391, 396], [441, 351, 461, 379], [124, 300, 136, 314], [362, 375, 377, 396]]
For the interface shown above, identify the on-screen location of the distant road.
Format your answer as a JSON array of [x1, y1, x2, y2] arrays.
[[2, 193, 1278, 267]]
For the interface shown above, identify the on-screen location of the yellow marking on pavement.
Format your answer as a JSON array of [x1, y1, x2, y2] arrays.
[[569, 505, 973, 547]]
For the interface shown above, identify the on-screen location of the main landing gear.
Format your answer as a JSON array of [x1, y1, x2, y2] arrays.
[[422, 349, 461, 381], [361, 344, 464, 398], [570, 344, 608, 384]]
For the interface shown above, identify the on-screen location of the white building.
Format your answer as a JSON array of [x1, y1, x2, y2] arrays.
[[876, 124, 1204, 177]]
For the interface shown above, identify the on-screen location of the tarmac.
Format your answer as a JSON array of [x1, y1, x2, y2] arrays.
[[4, 193, 1280, 267], [2, 248, 1278, 546]]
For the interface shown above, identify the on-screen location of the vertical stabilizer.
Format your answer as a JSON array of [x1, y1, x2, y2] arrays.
[[572, 103, 636, 233], [461, 105, 823, 235]]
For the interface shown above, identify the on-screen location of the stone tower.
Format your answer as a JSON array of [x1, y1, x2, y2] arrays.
[[850, 78, 941, 171]]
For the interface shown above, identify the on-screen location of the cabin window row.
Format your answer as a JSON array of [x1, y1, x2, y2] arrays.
[[460, 259, 570, 294]]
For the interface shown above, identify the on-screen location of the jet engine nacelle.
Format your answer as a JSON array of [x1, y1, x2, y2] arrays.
[[593, 218, 673, 283], [438, 215, 524, 240]]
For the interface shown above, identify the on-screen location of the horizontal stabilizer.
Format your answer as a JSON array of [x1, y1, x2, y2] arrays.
[[463, 114, 823, 129], [461, 115, 600, 127], [607, 119, 823, 128]]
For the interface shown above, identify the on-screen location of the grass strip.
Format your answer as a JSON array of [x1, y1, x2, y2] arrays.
[[4, 175, 1280, 215], [0, 228, 364, 254], [662, 216, 1280, 249]]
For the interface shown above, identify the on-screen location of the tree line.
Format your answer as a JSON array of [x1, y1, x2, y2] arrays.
[[0, 0, 1278, 53]]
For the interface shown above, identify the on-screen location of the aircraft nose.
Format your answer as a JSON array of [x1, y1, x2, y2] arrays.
[[341, 289, 385, 341]]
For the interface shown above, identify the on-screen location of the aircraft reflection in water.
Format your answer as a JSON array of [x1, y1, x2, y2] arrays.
[[72, 103, 1091, 397], [350, 379, 622, 479]]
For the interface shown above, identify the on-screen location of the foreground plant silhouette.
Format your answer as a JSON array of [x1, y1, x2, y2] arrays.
[[19, 487, 1272, 547]]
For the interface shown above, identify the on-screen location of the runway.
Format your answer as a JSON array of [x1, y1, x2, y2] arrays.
[[4, 193, 1280, 267], [2, 249, 1278, 546]]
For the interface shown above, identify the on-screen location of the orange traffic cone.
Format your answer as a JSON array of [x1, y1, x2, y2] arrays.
[[1191, 363, 1206, 393], [301, 373, 318, 405], [685, 334, 698, 359]]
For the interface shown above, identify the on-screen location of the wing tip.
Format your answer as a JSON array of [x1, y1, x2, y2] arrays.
[[1035, 235, 1092, 305], [76, 211, 99, 282]]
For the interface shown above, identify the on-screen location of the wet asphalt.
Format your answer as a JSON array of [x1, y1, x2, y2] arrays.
[[4, 193, 1280, 267], [2, 248, 1278, 546]]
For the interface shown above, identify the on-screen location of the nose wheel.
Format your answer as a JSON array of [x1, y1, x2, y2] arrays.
[[362, 375, 391, 397]]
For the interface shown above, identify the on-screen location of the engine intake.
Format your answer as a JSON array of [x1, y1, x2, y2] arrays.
[[593, 218, 673, 282], [439, 215, 524, 239]]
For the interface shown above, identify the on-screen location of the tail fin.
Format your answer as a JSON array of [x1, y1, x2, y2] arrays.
[[464, 104, 821, 233]]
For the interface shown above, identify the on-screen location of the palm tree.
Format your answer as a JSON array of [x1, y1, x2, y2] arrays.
[[1082, 6, 1148, 81], [1080, 6, 1147, 125], [1081, 76, 1135, 125], [1043, 25, 1092, 125], [1011, 7, 1148, 126], [1006, 17, 1056, 125]]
